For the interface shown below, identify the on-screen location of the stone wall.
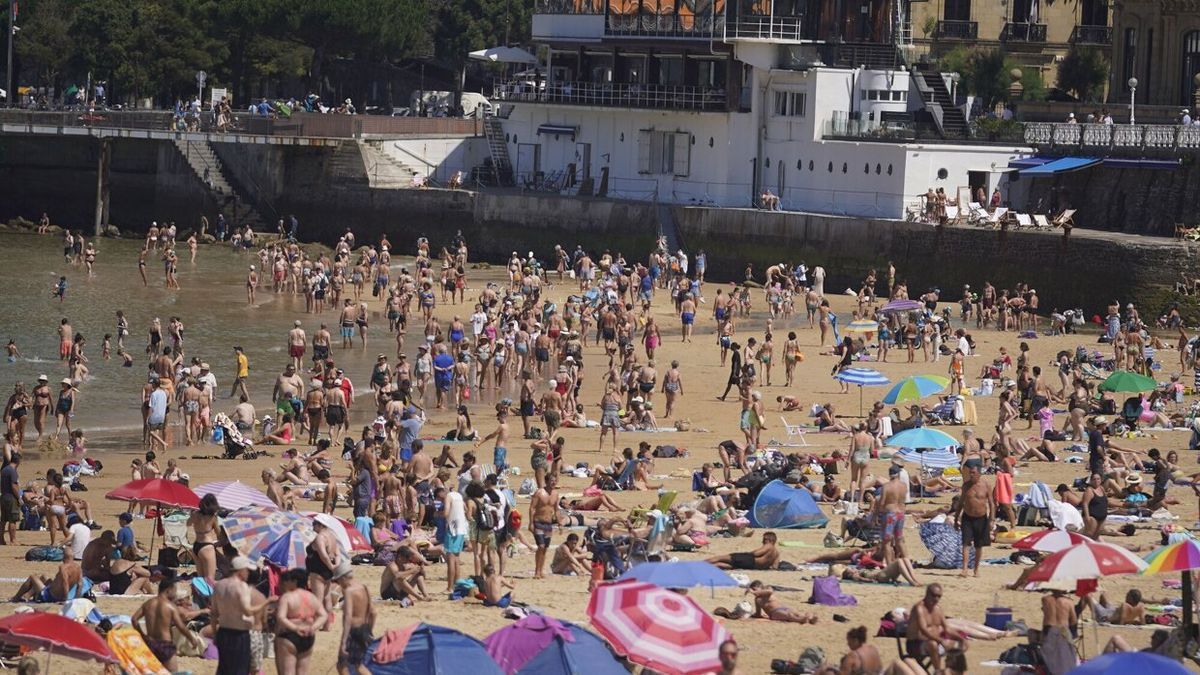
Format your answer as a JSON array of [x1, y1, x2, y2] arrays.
[[673, 206, 1200, 318]]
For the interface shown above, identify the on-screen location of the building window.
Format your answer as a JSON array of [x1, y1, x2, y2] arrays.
[[772, 91, 806, 117], [1183, 31, 1200, 106], [637, 130, 691, 176], [944, 0, 970, 21], [862, 89, 907, 102], [1080, 0, 1106, 26], [1123, 28, 1137, 92]]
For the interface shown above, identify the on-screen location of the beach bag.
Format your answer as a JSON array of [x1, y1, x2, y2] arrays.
[[653, 445, 681, 458], [810, 575, 857, 606], [25, 546, 65, 562], [473, 499, 496, 530]]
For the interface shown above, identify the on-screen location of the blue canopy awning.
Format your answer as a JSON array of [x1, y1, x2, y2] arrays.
[[1008, 157, 1054, 169], [1018, 156, 1101, 176], [537, 124, 577, 138]]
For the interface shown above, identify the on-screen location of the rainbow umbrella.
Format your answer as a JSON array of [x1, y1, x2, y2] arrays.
[[844, 320, 878, 334], [882, 375, 950, 405], [1142, 537, 1200, 628]]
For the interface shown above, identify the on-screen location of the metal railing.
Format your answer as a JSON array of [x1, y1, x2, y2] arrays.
[[935, 20, 978, 40], [822, 116, 1028, 144], [605, 12, 723, 36], [1070, 25, 1112, 45], [535, 0, 603, 13], [492, 80, 727, 111], [1002, 22, 1047, 42], [725, 16, 804, 41], [1024, 122, 1200, 152], [0, 109, 481, 139]]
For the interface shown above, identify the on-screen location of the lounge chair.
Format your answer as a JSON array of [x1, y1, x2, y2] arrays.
[[777, 416, 812, 447], [984, 207, 1008, 228], [1051, 209, 1076, 229], [943, 205, 961, 225], [966, 202, 988, 226], [1033, 214, 1052, 230], [1013, 213, 1033, 229]]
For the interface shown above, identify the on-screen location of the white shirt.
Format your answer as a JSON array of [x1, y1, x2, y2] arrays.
[[957, 336, 970, 356], [471, 312, 488, 336], [67, 523, 92, 560], [444, 491, 468, 537], [199, 372, 217, 399]]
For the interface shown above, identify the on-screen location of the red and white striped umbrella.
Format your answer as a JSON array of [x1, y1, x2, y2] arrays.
[[1013, 529, 1094, 553], [1026, 540, 1148, 583], [193, 480, 275, 511], [587, 580, 729, 675]]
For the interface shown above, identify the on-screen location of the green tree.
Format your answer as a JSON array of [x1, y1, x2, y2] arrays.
[[1057, 46, 1109, 102], [434, 0, 532, 103], [14, 0, 77, 92]]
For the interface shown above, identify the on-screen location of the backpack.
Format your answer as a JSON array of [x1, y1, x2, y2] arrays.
[[25, 546, 65, 562], [473, 499, 496, 530]]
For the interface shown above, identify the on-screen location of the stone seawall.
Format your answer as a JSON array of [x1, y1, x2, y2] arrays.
[[673, 207, 1200, 319]]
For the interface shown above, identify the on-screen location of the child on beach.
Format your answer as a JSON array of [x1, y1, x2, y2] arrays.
[[101, 334, 112, 360], [68, 429, 87, 456], [52, 276, 67, 302], [5, 339, 20, 363]]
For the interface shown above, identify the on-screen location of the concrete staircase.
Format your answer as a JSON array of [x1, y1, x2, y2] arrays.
[[918, 71, 968, 137], [359, 142, 421, 188], [172, 139, 267, 229], [482, 117, 514, 186], [656, 203, 685, 254]]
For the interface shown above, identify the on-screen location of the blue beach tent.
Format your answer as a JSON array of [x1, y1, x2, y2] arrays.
[[749, 479, 829, 529]]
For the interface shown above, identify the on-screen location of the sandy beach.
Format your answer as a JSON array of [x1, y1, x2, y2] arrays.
[[0, 234, 1191, 674]]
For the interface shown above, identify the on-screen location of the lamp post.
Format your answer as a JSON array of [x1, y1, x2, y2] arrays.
[[949, 72, 960, 106], [6, 0, 14, 106], [1128, 77, 1138, 125]]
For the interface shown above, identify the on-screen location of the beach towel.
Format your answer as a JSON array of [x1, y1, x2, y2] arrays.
[[107, 626, 170, 675]]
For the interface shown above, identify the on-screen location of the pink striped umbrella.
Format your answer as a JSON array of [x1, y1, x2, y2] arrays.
[[1026, 540, 1147, 583], [309, 513, 373, 553], [1013, 529, 1093, 553], [587, 580, 728, 675], [193, 480, 275, 511]]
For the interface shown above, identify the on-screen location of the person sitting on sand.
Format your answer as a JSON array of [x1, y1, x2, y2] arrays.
[[821, 474, 843, 503], [551, 533, 591, 575], [815, 626, 883, 675], [1102, 628, 1171, 655], [259, 414, 295, 445], [1087, 589, 1145, 625], [708, 531, 781, 570], [481, 564, 515, 608], [277, 448, 309, 485], [817, 404, 851, 433], [777, 395, 802, 412], [747, 580, 817, 623], [381, 546, 429, 603], [564, 494, 622, 512], [11, 560, 84, 603]]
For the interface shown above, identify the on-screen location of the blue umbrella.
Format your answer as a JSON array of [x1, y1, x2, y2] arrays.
[[881, 375, 950, 405], [366, 623, 502, 675], [1068, 652, 1191, 675], [485, 616, 626, 675], [834, 367, 891, 416], [617, 561, 738, 589], [893, 447, 960, 469], [886, 427, 959, 450]]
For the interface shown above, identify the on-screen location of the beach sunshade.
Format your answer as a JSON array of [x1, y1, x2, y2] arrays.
[[882, 375, 950, 405], [192, 480, 275, 511], [1013, 529, 1094, 553], [892, 447, 960, 469], [0, 612, 116, 663], [365, 623, 502, 675], [588, 580, 728, 675], [1026, 541, 1148, 583], [749, 479, 829, 529], [1097, 370, 1157, 393], [834, 367, 890, 387], [485, 615, 626, 675], [262, 528, 311, 569], [1141, 537, 1200, 628], [880, 299, 922, 313], [617, 561, 738, 589], [221, 505, 312, 563], [1067, 651, 1192, 675], [105, 478, 200, 510], [469, 46, 538, 64], [310, 512, 373, 553], [885, 427, 959, 450], [843, 320, 878, 334]]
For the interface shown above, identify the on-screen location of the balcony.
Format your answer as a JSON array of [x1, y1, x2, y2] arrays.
[[1002, 22, 1047, 42], [1070, 25, 1112, 46], [1024, 122, 1200, 152], [492, 80, 727, 112], [725, 16, 805, 41], [605, 12, 724, 37], [934, 20, 978, 40]]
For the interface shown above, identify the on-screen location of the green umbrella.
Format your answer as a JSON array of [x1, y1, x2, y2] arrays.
[[1098, 370, 1157, 393]]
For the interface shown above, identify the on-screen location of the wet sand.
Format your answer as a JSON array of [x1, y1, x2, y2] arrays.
[[0, 235, 1189, 673]]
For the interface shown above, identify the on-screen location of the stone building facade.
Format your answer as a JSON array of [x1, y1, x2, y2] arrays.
[[1110, 0, 1200, 107]]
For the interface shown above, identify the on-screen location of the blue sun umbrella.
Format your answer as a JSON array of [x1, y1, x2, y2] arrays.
[[885, 427, 959, 450], [617, 561, 738, 590], [882, 375, 950, 405], [834, 367, 890, 416], [1068, 652, 1191, 675]]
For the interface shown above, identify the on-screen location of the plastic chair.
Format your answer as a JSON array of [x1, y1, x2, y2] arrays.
[[778, 417, 811, 446]]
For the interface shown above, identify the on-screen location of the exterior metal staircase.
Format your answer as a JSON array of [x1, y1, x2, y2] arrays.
[[483, 117, 514, 186]]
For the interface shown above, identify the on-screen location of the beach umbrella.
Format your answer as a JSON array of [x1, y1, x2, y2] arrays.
[[1141, 537, 1200, 629], [1025, 541, 1147, 583], [834, 367, 891, 416], [1067, 651, 1191, 675], [308, 512, 373, 553], [221, 505, 312, 563], [1097, 370, 1157, 393], [261, 529, 312, 569], [844, 320, 878, 335], [882, 375, 950, 405], [587, 580, 729, 675], [1013, 529, 1094, 553], [0, 612, 116, 664], [484, 615, 626, 675], [192, 480, 275, 511], [364, 623, 503, 675], [469, 46, 538, 64], [892, 447, 960, 469], [918, 521, 975, 570], [616, 561, 738, 590], [880, 299, 922, 313], [885, 427, 959, 450], [105, 478, 200, 510]]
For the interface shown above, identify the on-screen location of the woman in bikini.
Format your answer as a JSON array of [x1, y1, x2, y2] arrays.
[[274, 568, 326, 675], [45, 471, 70, 545], [187, 493, 220, 583], [748, 580, 817, 623], [661, 360, 683, 419]]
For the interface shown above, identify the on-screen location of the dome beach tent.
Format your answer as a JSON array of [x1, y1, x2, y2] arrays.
[[748, 479, 829, 529]]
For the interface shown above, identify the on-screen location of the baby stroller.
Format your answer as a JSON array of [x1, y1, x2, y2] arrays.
[[213, 412, 254, 459]]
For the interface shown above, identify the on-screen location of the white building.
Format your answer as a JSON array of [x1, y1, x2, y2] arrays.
[[488, 0, 1033, 219]]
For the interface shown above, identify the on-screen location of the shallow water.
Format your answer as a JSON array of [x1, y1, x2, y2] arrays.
[[0, 232, 504, 448]]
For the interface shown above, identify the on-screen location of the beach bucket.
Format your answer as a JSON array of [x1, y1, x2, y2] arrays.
[[984, 607, 1013, 630]]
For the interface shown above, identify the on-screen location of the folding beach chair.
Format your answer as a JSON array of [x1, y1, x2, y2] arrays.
[[1032, 214, 1052, 230], [1013, 213, 1033, 229], [943, 205, 961, 225], [984, 207, 1008, 228], [966, 202, 988, 226], [778, 417, 812, 447], [1051, 209, 1076, 229]]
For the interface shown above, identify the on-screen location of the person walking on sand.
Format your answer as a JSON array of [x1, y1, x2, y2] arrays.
[[287, 321, 307, 371]]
